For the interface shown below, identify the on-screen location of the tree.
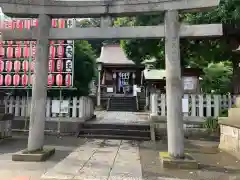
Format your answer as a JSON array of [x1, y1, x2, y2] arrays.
[[201, 62, 232, 94], [72, 40, 96, 96], [115, 0, 240, 94]]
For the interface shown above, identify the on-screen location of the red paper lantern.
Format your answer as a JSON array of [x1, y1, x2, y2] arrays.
[[0, 74, 3, 86], [7, 47, 13, 58], [14, 60, 21, 73], [22, 60, 29, 72], [15, 46, 22, 58], [56, 74, 63, 86], [13, 74, 20, 86], [21, 74, 28, 86], [30, 61, 35, 72], [65, 74, 71, 87], [5, 74, 12, 86], [57, 45, 64, 57], [0, 60, 4, 72], [5, 61, 12, 72], [59, 19, 65, 28], [52, 19, 57, 28], [23, 46, 29, 58], [48, 59, 55, 72], [56, 60, 63, 72], [48, 74, 55, 86], [49, 45, 56, 58]]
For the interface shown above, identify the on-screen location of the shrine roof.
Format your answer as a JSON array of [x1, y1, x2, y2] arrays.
[[96, 44, 135, 66]]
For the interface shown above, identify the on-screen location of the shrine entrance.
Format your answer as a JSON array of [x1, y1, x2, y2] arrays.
[[116, 72, 132, 95], [1, 0, 222, 160]]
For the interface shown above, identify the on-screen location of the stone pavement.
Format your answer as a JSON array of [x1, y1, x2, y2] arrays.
[[93, 111, 149, 124], [1, 133, 240, 180], [41, 139, 143, 180], [0, 134, 86, 180]]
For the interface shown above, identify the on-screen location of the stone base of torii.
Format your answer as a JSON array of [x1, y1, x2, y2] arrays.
[[0, 0, 222, 168]]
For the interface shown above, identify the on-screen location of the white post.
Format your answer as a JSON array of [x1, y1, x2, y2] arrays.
[[150, 91, 158, 117], [165, 10, 184, 158], [97, 66, 101, 107], [27, 14, 51, 151]]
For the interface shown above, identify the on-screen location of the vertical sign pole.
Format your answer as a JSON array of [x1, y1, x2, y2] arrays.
[[58, 88, 62, 135], [24, 89, 29, 131]]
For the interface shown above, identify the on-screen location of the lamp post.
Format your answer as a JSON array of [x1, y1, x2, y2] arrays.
[[97, 62, 102, 107]]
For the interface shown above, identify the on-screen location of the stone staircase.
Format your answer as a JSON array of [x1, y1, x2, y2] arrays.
[[107, 96, 137, 112], [77, 123, 151, 141]]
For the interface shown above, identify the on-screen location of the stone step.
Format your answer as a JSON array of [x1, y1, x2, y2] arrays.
[[78, 134, 151, 141], [79, 128, 150, 137], [82, 123, 150, 131]]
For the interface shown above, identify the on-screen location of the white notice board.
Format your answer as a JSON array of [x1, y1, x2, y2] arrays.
[[182, 98, 189, 113], [51, 100, 69, 114]]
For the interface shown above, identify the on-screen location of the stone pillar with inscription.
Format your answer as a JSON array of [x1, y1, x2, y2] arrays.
[[165, 10, 184, 158], [27, 14, 51, 152]]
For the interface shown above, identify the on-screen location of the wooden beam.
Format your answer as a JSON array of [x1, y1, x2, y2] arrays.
[[0, 24, 223, 40]]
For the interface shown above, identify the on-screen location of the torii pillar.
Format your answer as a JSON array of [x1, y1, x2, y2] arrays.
[[165, 10, 184, 158], [27, 14, 51, 152]]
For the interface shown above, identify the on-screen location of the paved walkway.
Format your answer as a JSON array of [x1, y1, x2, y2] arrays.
[[2, 111, 240, 180], [41, 139, 142, 180], [93, 111, 149, 124]]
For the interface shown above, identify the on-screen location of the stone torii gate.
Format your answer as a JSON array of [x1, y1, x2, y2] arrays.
[[0, 0, 222, 160]]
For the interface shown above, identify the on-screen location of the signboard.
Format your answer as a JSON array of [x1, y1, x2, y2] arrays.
[[51, 100, 69, 114], [0, 18, 75, 88], [183, 77, 197, 91]]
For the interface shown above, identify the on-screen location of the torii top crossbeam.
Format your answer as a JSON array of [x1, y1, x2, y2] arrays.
[[1, 0, 220, 18]]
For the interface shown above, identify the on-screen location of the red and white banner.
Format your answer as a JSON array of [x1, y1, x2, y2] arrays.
[[24, 19, 31, 29]]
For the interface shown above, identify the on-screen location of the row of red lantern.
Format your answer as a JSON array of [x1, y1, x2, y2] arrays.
[[0, 18, 69, 30], [0, 45, 66, 58], [0, 45, 36, 58], [0, 74, 72, 87], [0, 60, 34, 73], [0, 59, 69, 73]]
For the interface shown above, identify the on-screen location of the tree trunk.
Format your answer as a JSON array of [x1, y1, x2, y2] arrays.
[[232, 57, 240, 94]]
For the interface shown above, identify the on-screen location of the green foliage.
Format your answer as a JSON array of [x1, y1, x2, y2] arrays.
[[200, 62, 233, 94], [73, 40, 96, 96], [203, 117, 219, 132], [219, 109, 229, 117]]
